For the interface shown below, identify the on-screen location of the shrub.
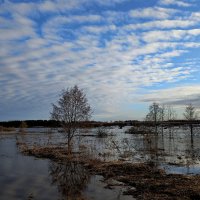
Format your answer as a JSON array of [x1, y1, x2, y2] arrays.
[[96, 127, 109, 138]]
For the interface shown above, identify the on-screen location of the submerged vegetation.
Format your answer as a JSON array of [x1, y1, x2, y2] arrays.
[[96, 127, 110, 138], [0, 126, 16, 132], [19, 121, 28, 133], [125, 126, 154, 135]]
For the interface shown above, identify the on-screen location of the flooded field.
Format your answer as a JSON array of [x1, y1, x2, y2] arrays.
[[1, 126, 200, 199]]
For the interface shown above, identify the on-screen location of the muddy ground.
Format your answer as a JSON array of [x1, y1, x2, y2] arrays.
[[18, 143, 200, 200]]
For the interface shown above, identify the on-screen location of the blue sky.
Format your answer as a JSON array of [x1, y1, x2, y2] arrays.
[[1, 0, 200, 121]]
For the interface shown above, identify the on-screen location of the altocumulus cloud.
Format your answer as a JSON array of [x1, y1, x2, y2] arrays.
[[0, 0, 200, 121]]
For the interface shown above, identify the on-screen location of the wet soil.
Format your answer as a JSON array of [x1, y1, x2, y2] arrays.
[[96, 162, 200, 200], [18, 142, 200, 200]]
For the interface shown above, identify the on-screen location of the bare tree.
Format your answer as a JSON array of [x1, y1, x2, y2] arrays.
[[183, 103, 198, 121], [160, 104, 166, 122], [183, 103, 198, 137], [164, 105, 177, 137], [145, 103, 162, 122], [145, 102, 163, 133], [146, 103, 177, 122], [51, 85, 92, 153], [166, 105, 177, 121]]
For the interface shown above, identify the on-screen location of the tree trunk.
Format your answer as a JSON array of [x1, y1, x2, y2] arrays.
[[190, 124, 193, 137], [67, 134, 72, 155]]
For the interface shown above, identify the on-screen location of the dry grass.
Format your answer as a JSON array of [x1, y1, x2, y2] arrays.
[[18, 143, 200, 200], [94, 162, 200, 200], [18, 142, 102, 166], [0, 126, 16, 132]]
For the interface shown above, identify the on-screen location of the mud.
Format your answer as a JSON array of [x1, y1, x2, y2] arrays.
[[95, 162, 200, 200]]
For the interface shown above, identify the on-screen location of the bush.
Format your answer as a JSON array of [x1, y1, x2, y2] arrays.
[[19, 121, 28, 133], [125, 126, 153, 134], [96, 127, 109, 138]]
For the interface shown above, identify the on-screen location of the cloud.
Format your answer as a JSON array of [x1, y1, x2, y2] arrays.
[[142, 29, 200, 43], [93, 0, 129, 6], [190, 12, 200, 21], [141, 85, 200, 107], [130, 7, 177, 19], [0, 14, 36, 41], [125, 19, 196, 30], [38, 0, 130, 13], [0, 0, 200, 120], [39, 0, 82, 12], [159, 0, 193, 7]]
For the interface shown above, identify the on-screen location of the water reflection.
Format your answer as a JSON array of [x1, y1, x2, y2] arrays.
[[49, 160, 90, 200], [122, 126, 200, 174], [13, 126, 200, 175], [138, 126, 200, 174]]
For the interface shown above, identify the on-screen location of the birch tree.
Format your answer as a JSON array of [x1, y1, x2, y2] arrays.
[[51, 85, 92, 153], [183, 103, 198, 137]]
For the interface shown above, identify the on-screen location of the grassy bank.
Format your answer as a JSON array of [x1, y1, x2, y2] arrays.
[[17, 141, 200, 200]]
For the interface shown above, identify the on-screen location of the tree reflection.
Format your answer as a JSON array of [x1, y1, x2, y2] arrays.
[[185, 131, 200, 174], [142, 126, 179, 166], [49, 160, 90, 200]]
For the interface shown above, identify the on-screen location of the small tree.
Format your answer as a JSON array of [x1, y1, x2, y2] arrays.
[[145, 103, 162, 122], [183, 103, 198, 137], [145, 102, 163, 133], [19, 121, 28, 133], [51, 85, 92, 153], [183, 103, 198, 121], [165, 105, 177, 137], [166, 105, 177, 121]]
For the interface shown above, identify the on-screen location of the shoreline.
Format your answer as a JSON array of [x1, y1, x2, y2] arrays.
[[18, 142, 200, 200]]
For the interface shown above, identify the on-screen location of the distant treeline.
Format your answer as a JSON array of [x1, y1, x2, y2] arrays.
[[0, 120, 59, 128], [0, 120, 138, 128], [0, 119, 200, 128], [136, 120, 200, 127]]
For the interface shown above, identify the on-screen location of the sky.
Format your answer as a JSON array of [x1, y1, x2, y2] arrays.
[[0, 0, 200, 121]]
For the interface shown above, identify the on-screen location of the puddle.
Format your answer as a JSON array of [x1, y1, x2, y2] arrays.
[[84, 175, 134, 200], [161, 163, 200, 175]]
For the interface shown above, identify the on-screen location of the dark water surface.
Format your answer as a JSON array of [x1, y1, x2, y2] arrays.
[[0, 133, 133, 200], [0, 136, 59, 200]]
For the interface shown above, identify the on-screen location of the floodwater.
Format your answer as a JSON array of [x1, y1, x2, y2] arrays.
[[0, 136, 58, 200], [75, 126, 200, 175], [0, 126, 200, 199], [0, 130, 133, 200]]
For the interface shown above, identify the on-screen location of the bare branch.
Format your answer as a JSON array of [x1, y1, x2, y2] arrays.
[[50, 85, 92, 153]]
